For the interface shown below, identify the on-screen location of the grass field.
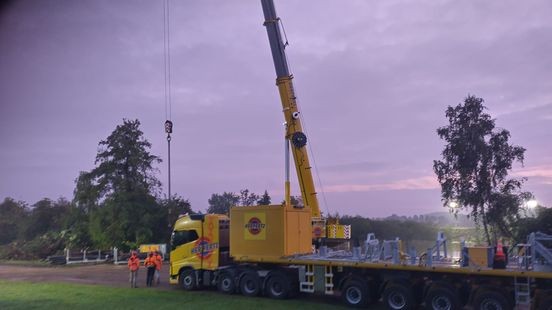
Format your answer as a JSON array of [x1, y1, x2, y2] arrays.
[[0, 280, 348, 310]]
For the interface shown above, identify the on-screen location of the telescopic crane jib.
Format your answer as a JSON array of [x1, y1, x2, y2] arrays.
[[261, 0, 350, 240]]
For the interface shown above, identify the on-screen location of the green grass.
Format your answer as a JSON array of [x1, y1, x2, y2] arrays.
[[0, 280, 348, 310]]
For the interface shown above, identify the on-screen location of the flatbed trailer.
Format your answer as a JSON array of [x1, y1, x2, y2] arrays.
[[169, 214, 552, 310]]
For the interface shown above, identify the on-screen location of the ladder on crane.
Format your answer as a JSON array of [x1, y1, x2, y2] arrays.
[[514, 276, 531, 309]]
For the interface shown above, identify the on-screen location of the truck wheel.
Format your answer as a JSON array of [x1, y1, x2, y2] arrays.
[[180, 269, 196, 291], [240, 272, 261, 297], [473, 290, 512, 310], [342, 279, 370, 307], [217, 272, 235, 294], [266, 274, 291, 299], [383, 284, 416, 310], [425, 287, 461, 310]]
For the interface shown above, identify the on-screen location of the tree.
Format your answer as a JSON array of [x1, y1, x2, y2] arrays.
[[91, 119, 161, 200], [0, 198, 28, 244], [239, 189, 259, 206], [207, 192, 240, 214], [24, 198, 71, 240], [157, 196, 193, 241], [281, 195, 302, 206], [257, 190, 271, 205], [77, 119, 163, 248], [433, 95, 531, 243], [513, 205, 552, 243], [73, 171, 99, 214]]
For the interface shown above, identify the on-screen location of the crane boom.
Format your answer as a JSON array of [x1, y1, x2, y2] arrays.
[[261, 0, 321, 219]]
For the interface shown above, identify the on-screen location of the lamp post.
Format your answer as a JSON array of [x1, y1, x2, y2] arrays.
[[525, 199, 538, 217]]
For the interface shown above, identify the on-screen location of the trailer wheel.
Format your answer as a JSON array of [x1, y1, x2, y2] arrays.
[[240, 271, 261, 297], [217, 272, 235, 294], [425, 287, 461, 310], [383, 283, 416, 310], [473, 290, 512, 310], [342, 279, 370, 307], [179, 269, 196, 291], [266, 273, 291, 299]]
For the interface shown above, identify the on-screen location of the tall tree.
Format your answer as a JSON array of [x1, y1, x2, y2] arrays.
[[92, 119, 161, 199], [207, 192, 240, 214], [433, 95, 531, 243], [73, 171, 99, 214], [77, 119, 163, 248], [257, 190, 271, 205]]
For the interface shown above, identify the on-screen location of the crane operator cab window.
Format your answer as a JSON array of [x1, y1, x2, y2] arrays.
[[171, 230, 199, 250]]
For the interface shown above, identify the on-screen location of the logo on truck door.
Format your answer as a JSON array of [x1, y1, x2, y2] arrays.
[[191, 237, 219, 259], [244, 213, 266, 240]]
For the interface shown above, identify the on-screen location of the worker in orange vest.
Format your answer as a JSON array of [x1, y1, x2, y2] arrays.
[[154, 251, 163, 285], [127, 251, 140, 288], [144, 252, 156, 287]]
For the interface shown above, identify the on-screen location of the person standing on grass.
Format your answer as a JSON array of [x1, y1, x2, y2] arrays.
[[154, 251, 163, 285], [127, 251, 140, 288], [144, 252, 156, 287]]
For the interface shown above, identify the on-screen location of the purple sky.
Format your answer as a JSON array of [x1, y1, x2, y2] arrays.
[[1, 0, 551, 217]]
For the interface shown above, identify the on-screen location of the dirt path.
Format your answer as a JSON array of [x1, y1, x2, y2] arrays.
[[0, 263, 177, 290]]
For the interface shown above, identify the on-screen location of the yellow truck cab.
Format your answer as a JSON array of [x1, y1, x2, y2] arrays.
[[169, 214, 229, 287]]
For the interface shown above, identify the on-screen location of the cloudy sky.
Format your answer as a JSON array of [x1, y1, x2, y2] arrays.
[[1, 0, 551, 217]]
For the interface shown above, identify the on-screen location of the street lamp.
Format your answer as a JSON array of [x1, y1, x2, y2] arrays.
[[448, 201, 459, 209], [526, 199, 538, 209], [523, 199, 538, 218]]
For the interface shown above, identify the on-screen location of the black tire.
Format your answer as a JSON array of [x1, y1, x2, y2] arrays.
[[266, 274, 291, 299], [217, 272, 235, 294], [342, 279, 370, 308], [239, 271, 261, 297], [179, 269, 196, 291], [425, 286, 461, 310], [539, 295, 552, 310], [383, 284, 416, 310], [473, 290, 512, 310]]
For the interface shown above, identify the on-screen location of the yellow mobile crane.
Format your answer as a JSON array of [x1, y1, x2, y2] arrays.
[[169, 1, 552, 309], [261, 0, 349, 241]]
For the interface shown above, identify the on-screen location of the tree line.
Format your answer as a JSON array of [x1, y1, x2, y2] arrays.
[[0, 119, 277, 259]]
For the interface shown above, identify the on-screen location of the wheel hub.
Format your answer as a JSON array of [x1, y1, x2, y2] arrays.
[[346, 286, 362, 305], [388, 292, 407, 309], [432, 295, 452, 310]]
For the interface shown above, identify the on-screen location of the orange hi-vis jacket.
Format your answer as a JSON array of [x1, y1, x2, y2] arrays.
[[154, 254, 162, 271], [144, 256, 156, 268], [128, 255, 140, 271]]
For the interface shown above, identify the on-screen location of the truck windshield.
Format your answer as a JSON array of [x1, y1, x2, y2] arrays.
[[171, 230, 199, 250]]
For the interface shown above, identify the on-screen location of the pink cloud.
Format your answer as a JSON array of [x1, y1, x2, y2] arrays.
[[321, 165, 552, 194], [324, 175, 439, 193], [513, 165, 552, 181]]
